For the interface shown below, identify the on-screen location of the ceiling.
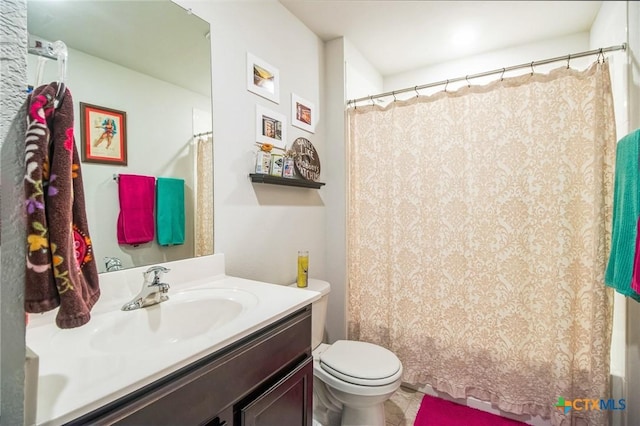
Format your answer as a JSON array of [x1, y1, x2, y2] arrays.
[[279, 0, 603, 77], [27, 1, 211, 97], [26, 1, 602, 93]]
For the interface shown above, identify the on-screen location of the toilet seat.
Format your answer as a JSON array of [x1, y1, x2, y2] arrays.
[[319, 340, 402, 386]]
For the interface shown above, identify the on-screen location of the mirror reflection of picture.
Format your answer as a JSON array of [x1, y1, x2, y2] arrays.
[[291, 93, 315, 133], [247, 52, 280, 104], [256, 105, 286, 148], [80, 102, 127, 165]]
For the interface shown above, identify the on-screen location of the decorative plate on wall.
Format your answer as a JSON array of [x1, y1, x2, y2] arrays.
[[291, 137, 320, 181]]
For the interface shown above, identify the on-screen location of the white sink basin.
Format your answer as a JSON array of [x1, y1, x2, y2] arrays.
[[26, 256, 322, 426], [49, 288, 259, 354]]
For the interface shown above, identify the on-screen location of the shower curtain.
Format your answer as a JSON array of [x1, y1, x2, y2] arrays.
[[347, 62, 615, 425], [195, 135, 213, 256]]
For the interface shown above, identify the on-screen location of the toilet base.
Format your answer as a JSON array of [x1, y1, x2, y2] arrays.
[[341, 403, 385, 426], [312, 343, 401, 426]]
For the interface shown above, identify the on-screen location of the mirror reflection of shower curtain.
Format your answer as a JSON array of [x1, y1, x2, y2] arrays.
[[347, 62, 615, 426], [195, 135, 213, 256]]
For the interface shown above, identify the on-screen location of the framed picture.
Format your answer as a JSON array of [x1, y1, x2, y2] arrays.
[[80, 102, 127, 165], [247, 52, 280, 104], [256, 105, 287, 149], [291, 93, 315, 133]]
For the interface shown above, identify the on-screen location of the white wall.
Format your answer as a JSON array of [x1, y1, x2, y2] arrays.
[[590, 3, 640, 426], [625, 17, 640, 417], [27, 47, 212, 272], [345, 38, 384, 101], [589, 3, 629, 425], [324, 37, 348, 342], [177, 1, 328, 289], [384, 32, 591, 98], [322, 37, 383, 342]]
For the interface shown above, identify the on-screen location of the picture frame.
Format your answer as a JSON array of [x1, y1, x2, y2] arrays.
[[247, 52, 280, 104], [80, 102, 127, 165], [256, 105, 287, 149], [291, 93, 316, 133]]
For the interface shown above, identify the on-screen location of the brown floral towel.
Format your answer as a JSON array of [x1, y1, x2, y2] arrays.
[[24, 83, 100, 328]]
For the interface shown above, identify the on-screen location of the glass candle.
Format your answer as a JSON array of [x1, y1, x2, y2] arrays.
[[297, 250, 309, 288]]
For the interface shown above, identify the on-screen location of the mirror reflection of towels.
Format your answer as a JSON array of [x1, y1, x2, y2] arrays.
[[117, 174, 155, 245], [156, 177, 185, 246]]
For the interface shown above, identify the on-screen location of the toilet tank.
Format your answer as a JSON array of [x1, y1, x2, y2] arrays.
[[289, 279, 330, 349]]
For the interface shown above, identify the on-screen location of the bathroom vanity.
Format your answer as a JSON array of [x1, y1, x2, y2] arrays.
[[25, 254, 319, 426], [70, 306, 312, 425]]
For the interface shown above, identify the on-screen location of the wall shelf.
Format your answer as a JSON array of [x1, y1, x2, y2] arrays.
[[249, 173, 326, 189]]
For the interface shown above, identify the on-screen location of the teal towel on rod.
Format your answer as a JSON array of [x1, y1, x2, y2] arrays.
[[156, 177, 185, 246], [605, 129, 640, 301]]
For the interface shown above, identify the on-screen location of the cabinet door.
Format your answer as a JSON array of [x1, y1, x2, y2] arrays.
[[240, 357, 313, 426]]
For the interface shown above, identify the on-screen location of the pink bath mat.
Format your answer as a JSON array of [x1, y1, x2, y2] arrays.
[[414, 394, 528, 426]]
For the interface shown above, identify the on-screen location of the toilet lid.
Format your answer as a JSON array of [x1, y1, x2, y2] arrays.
[[319, 340, 402, 386]]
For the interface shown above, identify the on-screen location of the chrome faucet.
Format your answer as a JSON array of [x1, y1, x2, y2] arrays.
[[104, 256, 123, 272], [121, 266, 171, 311]]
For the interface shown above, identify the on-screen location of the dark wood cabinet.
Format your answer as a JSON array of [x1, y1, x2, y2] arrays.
[[67, 306, 312, 426], [240, 357, 313, 426]]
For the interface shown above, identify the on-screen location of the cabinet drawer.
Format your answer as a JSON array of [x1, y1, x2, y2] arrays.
[[71, 306, 311, 425]]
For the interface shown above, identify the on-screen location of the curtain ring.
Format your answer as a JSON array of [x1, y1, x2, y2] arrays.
[[414, 86, 419, 97], [392, 91, 397, 102], [370, 95, 374, 106], [566, 54, 571, 69], [444, 79, 449, 92], [530, 61, 535, 76], [465, 76, 470, 88], [597, 48, 604, 64], [500, 68, 506, 82]]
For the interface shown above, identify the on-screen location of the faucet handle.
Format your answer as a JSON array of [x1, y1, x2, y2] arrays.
[[104, 256, 123, 272], [143, 265, 171, 284]]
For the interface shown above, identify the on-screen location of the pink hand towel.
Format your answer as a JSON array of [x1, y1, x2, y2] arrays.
[[631, 216, 640, 294], [117, 174, 156, 245]]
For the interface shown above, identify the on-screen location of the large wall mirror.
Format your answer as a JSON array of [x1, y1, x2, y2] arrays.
[[27, 0, 214, 273]]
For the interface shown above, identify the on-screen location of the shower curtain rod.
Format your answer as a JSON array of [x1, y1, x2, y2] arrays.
[[348, 43, 627, 105]]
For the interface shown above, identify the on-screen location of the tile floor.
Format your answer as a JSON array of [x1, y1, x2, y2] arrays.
[[384, 386, 424, 426], [314, 385, 424, 426]]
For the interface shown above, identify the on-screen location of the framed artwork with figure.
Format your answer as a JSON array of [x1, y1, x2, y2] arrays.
[[80, 102, 127, 165]]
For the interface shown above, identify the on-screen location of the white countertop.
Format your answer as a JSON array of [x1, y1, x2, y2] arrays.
[[26, 254, 320, 426]]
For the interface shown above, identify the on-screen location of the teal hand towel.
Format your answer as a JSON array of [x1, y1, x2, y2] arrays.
[[605, 129, 640, 301], [156, 177, 185, 246]]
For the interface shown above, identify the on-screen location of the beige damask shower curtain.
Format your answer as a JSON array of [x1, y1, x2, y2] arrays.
[[347, 63, 615, 425], [195, 136, 213, 256]]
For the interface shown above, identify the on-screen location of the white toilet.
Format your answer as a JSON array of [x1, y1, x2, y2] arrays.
[[289, 279, 403, 426]]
